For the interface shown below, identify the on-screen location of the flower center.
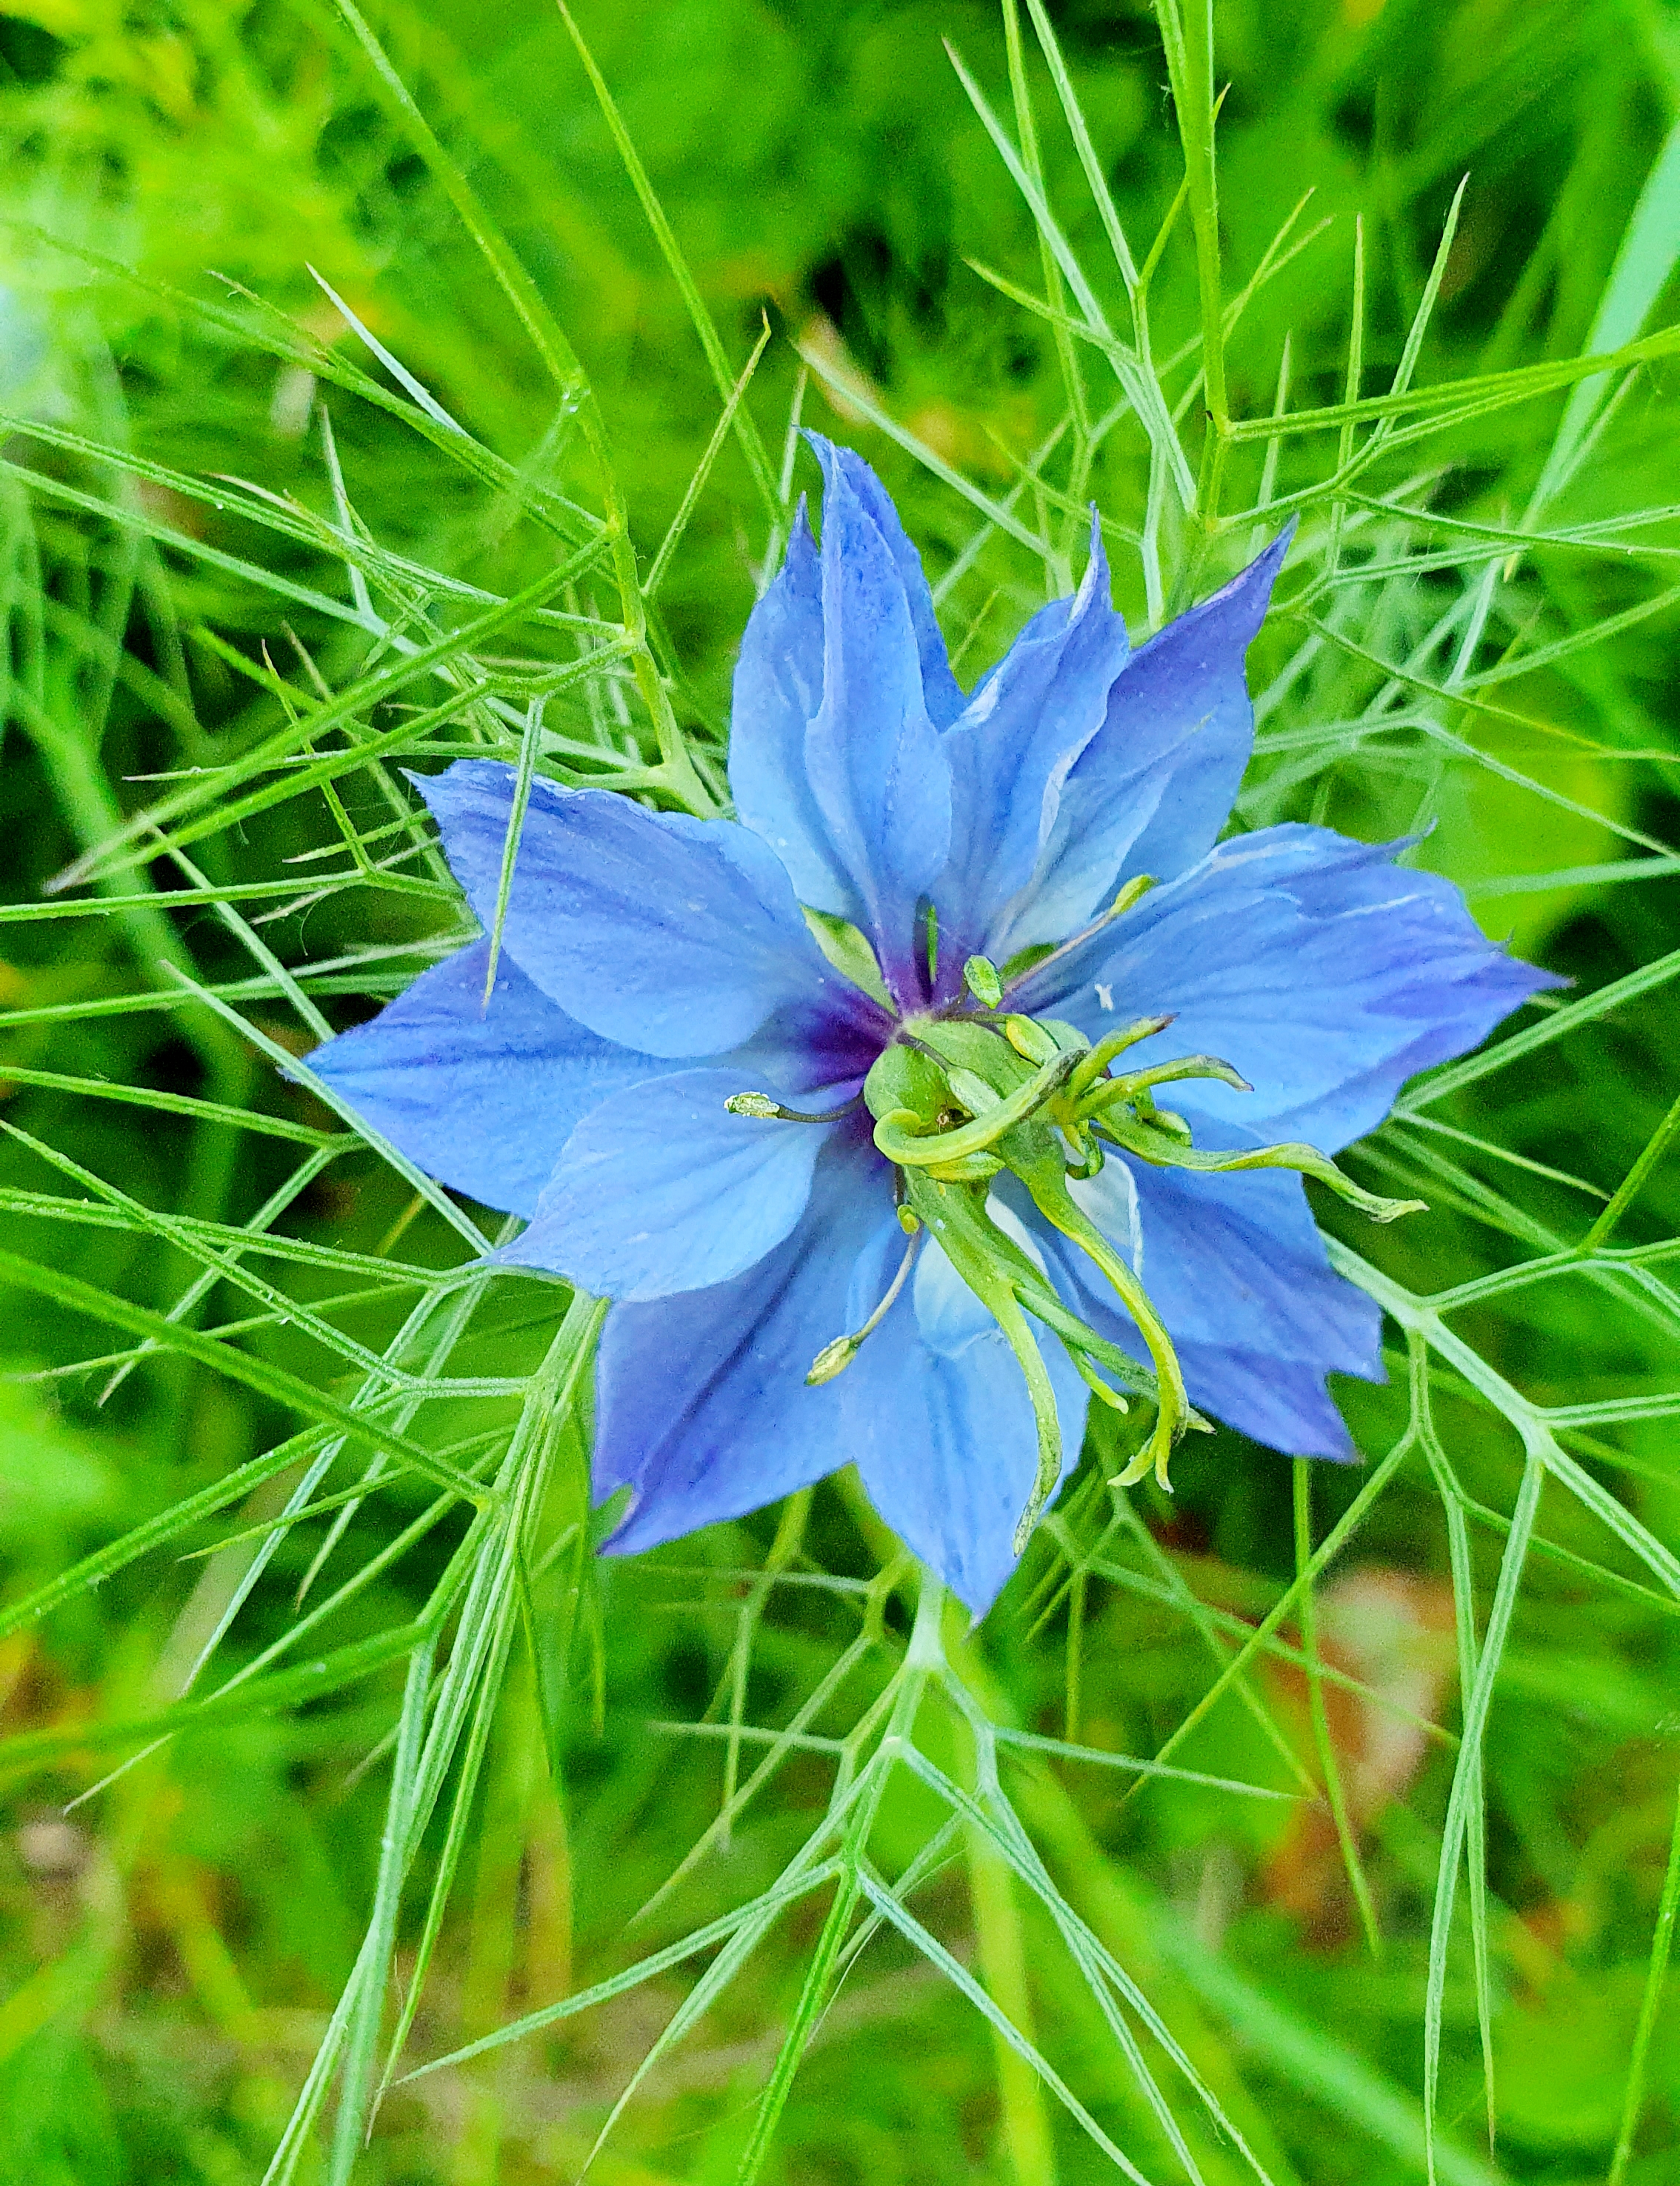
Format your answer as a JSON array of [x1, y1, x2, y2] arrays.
[[724, 924, 1426, 1557]]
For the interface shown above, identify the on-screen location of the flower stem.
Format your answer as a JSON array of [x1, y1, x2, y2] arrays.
[[967, 1822, 1060, 2183], [733, 1570, 944, 2185]]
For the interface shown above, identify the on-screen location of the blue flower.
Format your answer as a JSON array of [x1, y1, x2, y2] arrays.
[[310, 437, 1555, 1614]]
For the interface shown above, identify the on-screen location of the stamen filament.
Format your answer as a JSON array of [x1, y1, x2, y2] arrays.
[[804, 1229, 923, 1384], [1001, 872, 1157, 1002], [724, 1090, 865, 1124]]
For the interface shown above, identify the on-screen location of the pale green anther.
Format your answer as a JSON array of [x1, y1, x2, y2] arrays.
[[805, 1335, 859, 1386], [804, 1227, 923, 1387], [945, 1067, 1001, 1116], [1106, 872, 1156, 920], [725, 1088, 864, 1124], [802, 907, 893, 1009], [1002, 1014, 1061, 1065], [898, 1205, 921, 1235], [964, 954, 1003, 1009]]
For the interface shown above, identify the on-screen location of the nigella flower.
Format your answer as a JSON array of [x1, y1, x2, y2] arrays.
[[310, 439, 1554, 1613]]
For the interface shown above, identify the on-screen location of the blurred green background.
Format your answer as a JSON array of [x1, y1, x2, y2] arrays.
[[1, 0, 1679, 2180]]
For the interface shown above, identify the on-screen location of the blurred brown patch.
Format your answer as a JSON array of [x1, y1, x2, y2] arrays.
[[797, 312, 879, 427], [1263, 1569, 1456, 1943]]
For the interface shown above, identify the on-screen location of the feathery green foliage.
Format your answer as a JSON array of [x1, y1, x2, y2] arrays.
[[1, 1, 1679, 2180]]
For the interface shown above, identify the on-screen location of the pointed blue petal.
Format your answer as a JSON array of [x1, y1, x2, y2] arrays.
[[842, 1215, 1090, 1616], [1021, 822, 1560, 1153], [596, 1130, 890, 1551], [1125, 1153, 1382, 1391], [938, 516, 1130, 974], [307, 940, 658, 1219], [1007, 528, 1290, 951], [802, 439, 953, 1004], [499, 1065, 861, 1301], [727, 501, 861, 920], [825, 441, 967, 728], [413, 760, 842, 1060], [1174, 1342, 1364, 1462]]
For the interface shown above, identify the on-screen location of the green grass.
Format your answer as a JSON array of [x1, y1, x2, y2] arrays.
[[1, 0, 1680, 2179]]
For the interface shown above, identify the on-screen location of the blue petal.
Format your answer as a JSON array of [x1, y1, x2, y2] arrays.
[[1173, 1342, 1364, 1462], [596, 1127, 890, 1552], [727, 501, 859, 919], [801, 438, 953, 1004], [936, 517, 1130, 976], [1021, 822, 1560, 1153], [306, 939, 657, 1219], [1006, 529, 1290, 953], [413, 760, 841, 1059], [500, 1066, 859, 1302], [840, 1212, 1090, 1616], [824, 441, 967, 729], [1015, 1139, 1381, 1461]]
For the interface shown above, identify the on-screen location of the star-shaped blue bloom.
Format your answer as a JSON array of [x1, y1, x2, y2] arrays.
[[310, 437, 1555, 1613]]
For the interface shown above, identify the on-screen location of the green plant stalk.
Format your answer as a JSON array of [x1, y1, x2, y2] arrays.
[[1002, 0, 1088, 582], [1293, 1459, 1383, 1956], [1579, 1089, 1680, 1252], [1153, 0, 1227, 601], [326, 0, 713, 817], [1607, 1777, 1680, 2186], [733, 1568, 945, 2184], [967, 1817, 1060, 2184]]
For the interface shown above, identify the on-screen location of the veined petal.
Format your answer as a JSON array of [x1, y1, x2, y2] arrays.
[[306, 939, 658, 1219], [1126, 1151, 1382, 1383], [727, 501, 858, 918], [828, 441, 967, 729], [937, 516, 1129, 976], [841, 1215, 1090, 1616], [802, 437, 953, 1004], [499, 1067, 855, 1302], [597, 1128, 889, 1552], [1173, 1343, 1363, 1462], [413, 760, 841, 1059], [1021, 822, 1559, 1153], [1003, 528, 1290, 953]]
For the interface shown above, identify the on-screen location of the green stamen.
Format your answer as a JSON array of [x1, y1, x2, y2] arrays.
[[724, 1090, 864, 1124], [804, 1227, 924, 1384], [730, 938, 1424, 1551], [964, 955, 1004, 1009]]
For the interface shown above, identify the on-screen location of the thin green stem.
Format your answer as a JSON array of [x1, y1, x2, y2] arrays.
[[1607, 1779, 1680, 2186], [733, 1570, 944, 2184], [1579, 1090, 1680, 1253], [1293, 1459, 1383, 1957]]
